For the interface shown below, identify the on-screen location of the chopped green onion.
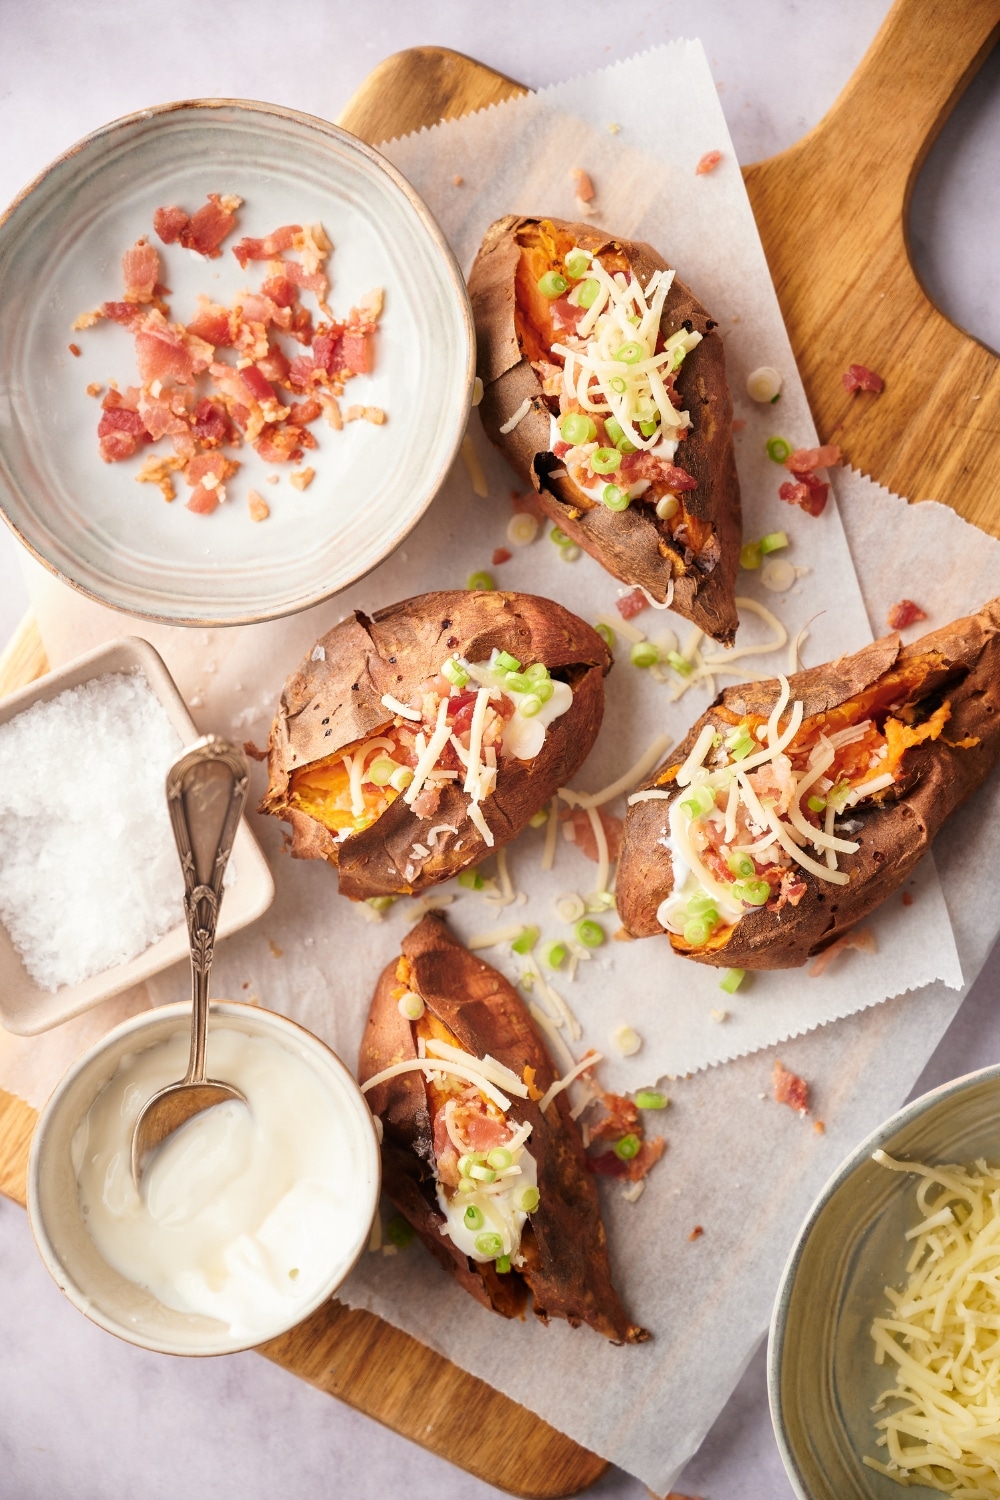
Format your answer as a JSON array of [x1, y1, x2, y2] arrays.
[[559, 411, 597, 446], [533, 679, 554, 704], [631, 641, 660, 669], [807, 795, 826, 813], [520, 694, 543, 717], [386, 1214, 415, 1248], [397, 992, 425, 1021], [608, 375, 627, 394], [760, 530, 789, 554], [733, 878, 771, 906], [495, 1253, 512, 1273], [550, 526, 572, 547], [512, 924, 539, 955], [540, 940, 568, 970], [441, 656, 469, 688], [770, 391, 781, 404], [494, 650, 521, 672], [726, 851, 755, 879], [366, 896, 396, 912], [468, 1163, 498, 1184], [565, 249, 590, 280], [575, 918, 605, 948], [635, 1090, 668, 1110], [720, 968, 746, 994], [595, 621, 615, 648], [614, 1133, 642, 1160], [457, 1178, 477, 1194], [528, 809, 549, 829], [602, 483, 630, 511], [458, 1152, 485, 1176], [559, 544, 581, 562], [615, 341, 644, 364], [680, 785, 715, 819], [578, 278, 601, 308], [525, 662, 549, 682], [591, 447, 622, 474], [604, 417, 636, 453], [687, 892, 718, 916], [766, 436, 792, 464], [683, 916, 714, 946], [462, 1204, 484, 1230], [467, 571, 494, 591], [537, 270, 568, 299], [671, 345, 688, 371], [458, 868, 485, 890], [639, 418, 659, 437], [666, 650, 693, 677], [475, 1231, 504, 1258], [389, 766, 414, 791], [515, 1186, 540, 1214], [740, 540, 762, 571], [487, 1147, 513, 1171], [503, 671, 531, 693], [368, 755, 398, 786]]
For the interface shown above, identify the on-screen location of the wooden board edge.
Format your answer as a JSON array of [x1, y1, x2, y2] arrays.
[[0, 613, 48, 698]]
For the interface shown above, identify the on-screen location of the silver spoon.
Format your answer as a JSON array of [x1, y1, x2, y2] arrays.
[[130, 735, 250, 1187]]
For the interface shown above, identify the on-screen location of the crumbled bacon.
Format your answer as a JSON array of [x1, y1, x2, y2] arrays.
[[695, 150, 723, 175], [564, 806, 622, 863], [785, 444, 841, 474], [779, 474, 829, 517], [620, 450, 698, 490], [769, 868, 807, 912], [616, 588, 647, 621], [232, 225, 301, 268], [588, 1137, 666, 1180], [183, 451, 239, 513], [492, 547, 512, 565], [808, 925, 877, 977], [773, 1059, 809, 1114], [571, 167, 595, 202], [121, 239, 160, 304], [187, 299, 234, 346], [887, 598, 927, 630], [843, 363, 884, 394], [134, 310, 213, 386], [97, 389, 150, 462], [153, 205, 189, 245]]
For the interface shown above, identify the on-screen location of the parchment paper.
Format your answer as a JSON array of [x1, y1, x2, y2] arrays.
[[0, 41, 993, 1494]]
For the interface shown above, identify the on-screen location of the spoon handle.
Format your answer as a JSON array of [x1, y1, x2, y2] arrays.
[[166, 736, 250, 1086]]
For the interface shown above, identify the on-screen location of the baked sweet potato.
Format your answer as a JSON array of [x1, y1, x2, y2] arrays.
[[359, 913, 647, 1343], [260, 589, 610, 899], [469, 215, 741, 644], [616, 598, 1000, 967]]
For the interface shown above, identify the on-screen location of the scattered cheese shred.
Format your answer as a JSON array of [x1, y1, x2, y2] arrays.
[[537, 1050, 603, 1114], [361, 1056, 512, 1111], [498, 397, 532, 434], [423, 1039, 528, 1096], [380, 693, 421, 722]]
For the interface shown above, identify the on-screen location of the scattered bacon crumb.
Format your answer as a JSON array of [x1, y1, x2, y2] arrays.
[[902, 890, 914, 907], [773, 1060, 809, 1114], [265, 474, 279, 485], [813, 1120, 826, 1135], [289, 466, 315, 492], [68, 343, 82, 357], [452, 175, 464, 187], [268, 938, 284, 959], [809, 925, 877, 977], [843, 363, 884, 394], [616, 588, 647, 621], [731, 417, 746, 432], [344, 404, 386, 425], [85, 382, 102, 397], [522, 1065, 544, 1102], [563, 806, 622, 862], [695, 150, 722, 175], [887, 598, 928, 630], [492, 547, 512, 566], [135, 453, 182, 503], [571, 167, 595, 202], [688, 1225, 704, 1241], [248, 488, 270, 521], [779, 443, 842, 518]]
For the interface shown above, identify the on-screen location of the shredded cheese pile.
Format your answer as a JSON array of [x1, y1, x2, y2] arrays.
[[866, 1151, 1000, 1495]]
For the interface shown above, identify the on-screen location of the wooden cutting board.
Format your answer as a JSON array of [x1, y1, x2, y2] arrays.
[[1, 1, 998, 1492]]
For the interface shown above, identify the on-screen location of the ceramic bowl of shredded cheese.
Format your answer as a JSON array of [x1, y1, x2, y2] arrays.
[[769, 1064, 1000, 1499]]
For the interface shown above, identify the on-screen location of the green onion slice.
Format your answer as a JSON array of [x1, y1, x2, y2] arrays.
[[515, 1186, 540, 1214], [537, 270, 568, 299], [726, 851, 755, 879], [464, 1205, 485, 1230], [494, 650, 521, 672], [540, 940, 568, 970], [559, 411, 597, 446], [740, 540, 762, 570], [595, 621, 615, 648], [666, 650, 693, 677], [635, 1090, 668, 1110], [575, 918, 605, 948], [630, 641, 659, 668], [495, 1253, 512, 1273], [511, 924, 539, 955], [386, 1215, 415, 1247], [467, 571, 494, 591], [457, 869, 485, 890], [760, 530, 789, 554], [733, 878, 771, 907], [487, 1148, 513, 1171], [475, 1231, 504, 1258], [766, 436, 792, 462], [565, 249, 590, 280], [614, 1133, 642, 1160], [602, 484, 630, 511], [591, 447, 622, 474], [578, 278, 601, 309], [615, 341, 644, 364], [719, 968, 746, 994]]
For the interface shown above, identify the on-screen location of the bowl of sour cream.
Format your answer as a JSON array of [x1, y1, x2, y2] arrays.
[[27, 1000, 380, 1355]]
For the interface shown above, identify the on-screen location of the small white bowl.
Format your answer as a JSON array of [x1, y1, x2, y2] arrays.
[[27, 999, 381, 1356], [0, 634, 274, 1035]]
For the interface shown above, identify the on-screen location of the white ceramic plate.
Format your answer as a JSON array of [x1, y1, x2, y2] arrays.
[[0, 100, 475, 626]]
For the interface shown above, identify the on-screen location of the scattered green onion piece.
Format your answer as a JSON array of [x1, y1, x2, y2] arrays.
[[726, 851, 755, 879], [615, 341, 644, 365], [766, 436, 792, 464], [614, 1133, 642, 1161], [537, 270, 568, 299], [386, 1215, 415, 1248], [575, 918, 605, 948], [549, 526, 571, 547], [467, 571, 494, 591], [528, 808, 549, 829], [503, 671, 531, 693], [389, 766, 414, 791], [559, 544, 581, 562], [683, 917, 714, 946], [458, 868, 485, 890], [495, 1253, 512, 1273], [740, 540, 762, 571], [671, 345, 688, 371], [666, 650, 693, 677], [475, 1231, 504, 1258], [368, 755, 398, 786], [578, 278, 601, 308], [719, 968, 746, 995], [512, 924, 539, 956], [533, 679, 554, 705], [680, 785, 715, 819], [595, 621, 615, 648], [635, 1090, 668, 1111], [441, 656, 469, 688], [468, 1163, 498, 1184], [602, 484, 630, 512], [631, 641, 660, 669], [686, 894, 717, 919], [525, 662, 549, 682], [733, 878, 771, 907], [457, 1178, 478, 1194], [515, 1186, 540, 1214], [760, 530, 789, 554], [397, 992, 425, 1021], [565, 249, 590, 280], [487, 1148, 513, 1171], [770, 391, 781, 404], [458, 1152, 485, 1175], [494, 650, 521, 672], [639, 418, 659, 437], [464, 1205, 485, 1231], [604, 417, 625, 447], [591, 447, 622, 474], [807, 795, 826, 814], [559, 411, 597, 445], [366, 896, 396, 912], [520, 694, 543, 717], [540, 940, 568, 970], [608, 375, 627, 395]]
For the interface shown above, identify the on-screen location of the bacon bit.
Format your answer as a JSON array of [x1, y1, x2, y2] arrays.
[[589, 1137, 666, 1180], [179, 194, 242, 258], [779, 475, 829, 517], [620, 450, 697, 490], [809, 925, 877, 977], [731, 417, 746, 432], [268, 938, 284, 959], [813, 1120, 826, 1135], [571, 167, 595, 202], [786, 444, 841, 474], [843, 363, 884, 394], [902, 890, 914, 907], [318, 394, 342, 430], [564, 806, 622, 863], [97, 390, 150, 463], [492, 547, 512, 566], [695, 150, 723, 175], [616, 588, 647, 621], [232, 224, 301, 268], [887, 598, 928, 630], [184, 452, 239, 514], [122, 238, 160, 303], [68, 343, 82, 357], [773, 1059, 809, 1114], [345, 404, 386, 425], [688, 1225, 704, 1241], [85, 382, 102, 397], [135, 453, 182, 502], [522, 1065, 544, 1102], [248, 488, 270, 521], [452, 174, 464, 187], [153, 205, 190, 245], [289, 466, 315, 491]]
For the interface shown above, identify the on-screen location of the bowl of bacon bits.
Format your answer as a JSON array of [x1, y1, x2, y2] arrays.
[[0, 100, 474, 625]]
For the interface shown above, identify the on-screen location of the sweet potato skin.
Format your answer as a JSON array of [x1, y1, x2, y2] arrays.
[[359, 914, 647, 1343], [469, 215, 741, 644], [261, 590, 610, 899], [616, 598, 1000, 967]]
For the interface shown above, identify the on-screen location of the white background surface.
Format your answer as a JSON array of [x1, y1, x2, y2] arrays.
[[1, 4, 998, 1497]]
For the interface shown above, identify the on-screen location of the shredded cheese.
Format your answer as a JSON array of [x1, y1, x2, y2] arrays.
[[498, 397, 532, 434], [422, 1040, 528, 1096], [467, 800, 495, 848], [537, 1050, 603, 1114], [404, 698, 452, 804], [467, 923, 528, 950], [541, 800, 559, 871], [361, 1056, 512, 1110], [460, 433, 488, 496], [381, 694, 421, 722]]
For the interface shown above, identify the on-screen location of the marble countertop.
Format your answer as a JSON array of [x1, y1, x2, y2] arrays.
[[1, 4, 998, 1496]]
